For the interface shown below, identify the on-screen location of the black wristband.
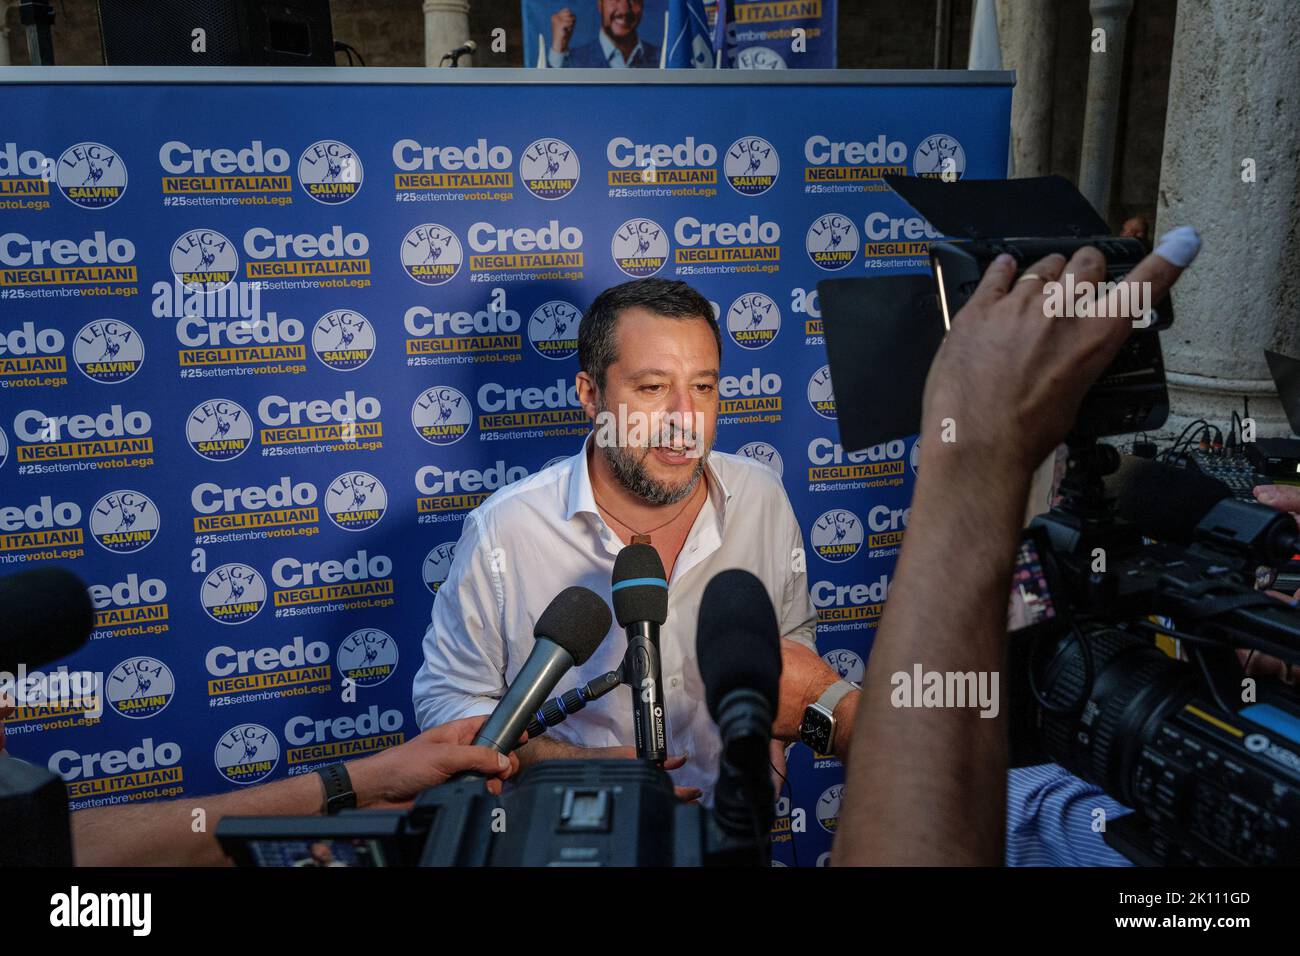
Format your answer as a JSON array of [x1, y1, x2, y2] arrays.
[[316, 762, 357, 815]]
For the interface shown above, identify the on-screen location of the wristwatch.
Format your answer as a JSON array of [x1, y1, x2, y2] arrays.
[[799, 679, 859, 755], [316, 762, 357, 815]]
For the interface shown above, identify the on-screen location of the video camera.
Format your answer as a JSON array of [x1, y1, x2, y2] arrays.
[[217, 757, 769, 867], [821, 175, 1300, 866], [1006, 444, 1300, 865]]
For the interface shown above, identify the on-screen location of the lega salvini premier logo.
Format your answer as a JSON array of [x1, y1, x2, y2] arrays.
[[519, 137, 580, 200], [215, 723, 280, 785], [105, 656, 175, 719], [806, 213, 859, 271], [336, 627, 398, 687], [324, 471, 387, 532], [55, 142, 128, 209], [726, 291, 780, 349], [73, 319, 144, 383], [187, 398, 254, 462], [723, 136, 780, 196], [201, 562, 267, 625], [811, 508, 865, 563], [411, 385, 473, 445], [89, 490, 159, 554], [298, 139, 363, 204], [401, 223, 463, 285], [312, 309, 376, 371]]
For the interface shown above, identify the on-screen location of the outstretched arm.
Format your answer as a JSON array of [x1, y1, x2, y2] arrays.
[[834, 239, 1190, 865], [71, 716, 516, 867]]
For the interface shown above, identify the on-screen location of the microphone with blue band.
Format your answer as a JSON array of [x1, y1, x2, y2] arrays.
[[612, 544, 671, 764], [613, 577, 669, 592]]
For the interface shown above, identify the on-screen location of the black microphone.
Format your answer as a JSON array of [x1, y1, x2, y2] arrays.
[[524, 667, 623, 740], [0, 568, 94, 673], [472, 586, 611, 754], [442, 39, 477, 65], [612, 544, 669, 764], [697, 569, 781, 841], [1108, 454, 1232, 546], [1110, 454, 1297, 566]]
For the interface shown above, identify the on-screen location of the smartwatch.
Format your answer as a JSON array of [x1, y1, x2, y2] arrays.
[[316, 762, 357, 815], [798, 679, 859, 755]]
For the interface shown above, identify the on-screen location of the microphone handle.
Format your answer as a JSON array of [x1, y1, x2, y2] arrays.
[[624, 621, 667, 764], [712, 688, 775, 842], [472, 640, 575, 753]]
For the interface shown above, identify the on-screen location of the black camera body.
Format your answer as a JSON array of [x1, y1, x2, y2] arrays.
[[217, 759, 772, 867], [0, 754, 73, 866], [930, 235, 1172, 438], [1008, 463, 1300, 865]]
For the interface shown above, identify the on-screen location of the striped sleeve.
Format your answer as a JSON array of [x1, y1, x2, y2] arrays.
[[1005, 764, 1135, 867]]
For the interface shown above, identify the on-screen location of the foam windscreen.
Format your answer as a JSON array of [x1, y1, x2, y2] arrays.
[[611, 543, 669, 627], [696, 569, 781, 720], [533, 586, 612, 666]]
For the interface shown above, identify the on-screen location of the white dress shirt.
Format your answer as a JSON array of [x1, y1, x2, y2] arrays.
[[412, 437, 817, 801]]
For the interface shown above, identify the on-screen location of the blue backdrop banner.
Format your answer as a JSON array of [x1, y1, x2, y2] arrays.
[[711, 0, 838, 69], [0, 68, 1010, 866]]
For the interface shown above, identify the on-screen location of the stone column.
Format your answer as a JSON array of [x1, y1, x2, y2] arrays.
[[1078, 0, 1134, 217], [1155, 1, 1300, 439], [0, 2, 12, 67], [995, 0, 1058, 178], [424, 0, 472, 67]]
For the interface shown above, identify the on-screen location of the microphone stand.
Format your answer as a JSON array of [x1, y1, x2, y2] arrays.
[[440, 45, 475, 67]]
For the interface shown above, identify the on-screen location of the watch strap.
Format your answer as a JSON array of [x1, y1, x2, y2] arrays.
[[316, 762, 356, 815], [815, 678, 859, 715]]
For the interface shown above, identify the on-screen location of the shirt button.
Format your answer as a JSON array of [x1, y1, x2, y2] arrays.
[[671, 677, 680, 687]]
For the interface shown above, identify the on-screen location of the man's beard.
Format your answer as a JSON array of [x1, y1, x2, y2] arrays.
[[595, 397, 711, 506]]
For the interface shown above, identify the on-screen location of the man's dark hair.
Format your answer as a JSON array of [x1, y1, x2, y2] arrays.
[[578, 278, 721, 390]]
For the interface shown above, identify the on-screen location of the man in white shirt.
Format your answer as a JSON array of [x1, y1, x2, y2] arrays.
[[412, 279, 859, 801]]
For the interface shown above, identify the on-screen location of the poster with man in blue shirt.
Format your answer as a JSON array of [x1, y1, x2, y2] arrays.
[[546, 0, 661, 68]]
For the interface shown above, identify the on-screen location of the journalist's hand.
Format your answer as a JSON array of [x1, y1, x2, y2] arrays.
[[348, 715, 518, 808], [919, 240, 1192, 480], [1255, 485, 1300, 527]]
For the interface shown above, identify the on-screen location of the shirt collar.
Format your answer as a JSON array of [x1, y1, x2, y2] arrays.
[[565, 435, 601, 521], [564, 435, 733, 525], [598, 29, 646, 66]]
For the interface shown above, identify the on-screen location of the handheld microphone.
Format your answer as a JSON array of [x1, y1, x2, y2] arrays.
[[472, 586, 611, 754], [0, 568, 94, 673], [524, 668, 623, 740], [697, 569, 782, 842], [612, 544, 669, 764]]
